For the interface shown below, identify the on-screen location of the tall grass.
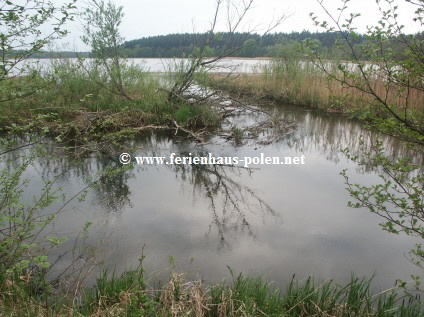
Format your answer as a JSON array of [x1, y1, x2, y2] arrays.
[[1, 265, 421, 316], [0, 58, 220, 144], [210, 60, 424, 119], [1, 59, 171, 114]]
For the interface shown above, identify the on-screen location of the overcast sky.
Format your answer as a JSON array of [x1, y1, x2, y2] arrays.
[[59, 0, 420, 51]]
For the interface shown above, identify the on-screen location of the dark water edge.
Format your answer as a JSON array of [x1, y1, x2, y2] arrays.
[[1, 102, 422, 292]]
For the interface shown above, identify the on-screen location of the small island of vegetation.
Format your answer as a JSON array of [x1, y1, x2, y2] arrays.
[[0, 0, 422, 316]]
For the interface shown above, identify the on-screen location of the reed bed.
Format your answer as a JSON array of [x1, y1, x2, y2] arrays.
[[210, 61, 424, 119]]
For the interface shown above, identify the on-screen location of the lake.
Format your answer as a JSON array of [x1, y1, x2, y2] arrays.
[[4, 99, 422, 291], [18, 57, 271, 76], [18, 57, 382, 76]]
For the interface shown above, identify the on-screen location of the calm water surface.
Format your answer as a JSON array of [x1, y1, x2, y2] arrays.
[[20, 57, 270, 75], [5, 103, 422, 290]]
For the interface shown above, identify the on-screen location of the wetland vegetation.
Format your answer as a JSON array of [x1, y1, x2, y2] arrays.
[[1, 0, 423, 316]]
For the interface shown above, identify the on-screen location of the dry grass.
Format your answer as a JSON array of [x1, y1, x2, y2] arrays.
[[210, 63, 424, 116]]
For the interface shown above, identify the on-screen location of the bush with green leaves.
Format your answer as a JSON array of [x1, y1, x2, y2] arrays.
[[81, 0, 130, 99], [304, 0, 424, 144], [0, 0, 77, 103], [341, 139, 423, 285], [305, 0, 424, 289], [0, 141, 68, 274]]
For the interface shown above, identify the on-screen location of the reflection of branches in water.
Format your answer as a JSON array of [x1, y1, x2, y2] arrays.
[[2, 135, 279, 251], [277, 110, 423, 170], [34, 156, 136, 213], [1, 142, 135, 214], [171, 155, 278, 252], [89, 165, 134, 212], [83, 133, 174, 212]]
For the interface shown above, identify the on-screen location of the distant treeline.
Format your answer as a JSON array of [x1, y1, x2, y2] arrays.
[[123, 31, 349, 58], [123, 30, 424, 60], [16, 31, 423, 60]]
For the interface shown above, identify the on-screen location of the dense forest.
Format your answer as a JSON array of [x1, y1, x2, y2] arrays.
[[122, 31, 352, 58], [122, 30, 424, 59], [25, 30, 423, 60], [26, 31, 348, 59]]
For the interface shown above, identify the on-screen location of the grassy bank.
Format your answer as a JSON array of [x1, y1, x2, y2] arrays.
[[1, 265, 422, 316], [0, 59, 219, 149], [209, 60, 424, 121]]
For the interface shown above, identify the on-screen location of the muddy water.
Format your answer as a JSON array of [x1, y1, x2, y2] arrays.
[[4, 103, 422, 290]]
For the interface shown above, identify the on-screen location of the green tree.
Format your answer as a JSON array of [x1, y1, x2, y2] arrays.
[[306, 0, 424, 286], [241, 39, 258, 57], [306, 0, 424, 144], [81, 0, 130, 99], [167, 0, 287, 103], [0, 0, 77, 103]]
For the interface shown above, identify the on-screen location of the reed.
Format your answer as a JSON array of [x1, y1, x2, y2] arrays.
[[210, 60, 424, 120]]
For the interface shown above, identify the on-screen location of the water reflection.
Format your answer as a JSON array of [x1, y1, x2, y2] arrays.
[[171, 157, 278, 251], [0, 134, 281, 251], [92, 166, 134, 212], [273, 106, 423, 167], [1, 103, 422, 290]]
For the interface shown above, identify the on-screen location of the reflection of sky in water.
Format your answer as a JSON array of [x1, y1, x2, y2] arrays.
[[17, 58, 271, 76], [3, 104, 422, 290]]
